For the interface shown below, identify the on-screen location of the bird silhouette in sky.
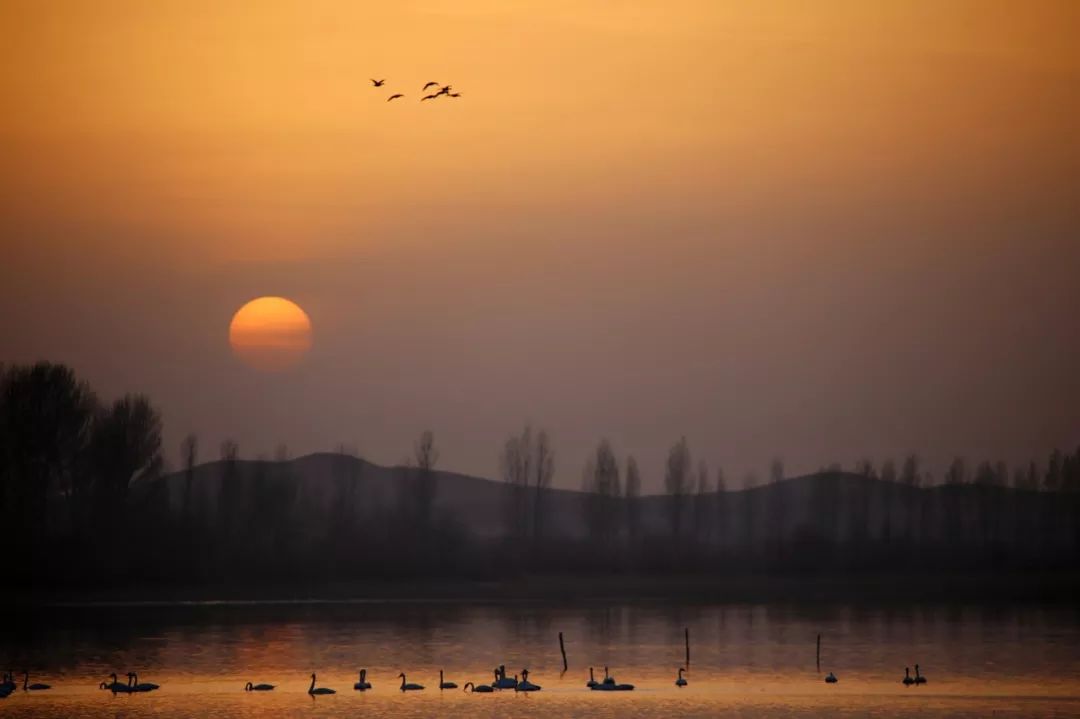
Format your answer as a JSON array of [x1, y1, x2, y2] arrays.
[[435, 85, 452, 96], [422, 81, 439, 90], [421, 93, 439, 101], [370, 78, 386, 87], [447, 92, 461, 98], [387, 93, 404, 101]]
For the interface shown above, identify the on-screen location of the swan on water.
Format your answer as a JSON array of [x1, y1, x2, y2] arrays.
[[516, 668, 541, 692], [103, 673, 131, 693], [244, 681, 275, 691], [675, 667, 687, 687], [825, 672, 838, 683], [22, 672, 51, 691], [353, 669, 372, 691], [586, 667, 599, 688], [492, 666, 517, 689], [128, 673, 159, 692], [439, 670, 457, 690], [914, 664, 927, 685], [398, 672, 424, 691], [590, 667, 634, 691], [463, 681, 494, 693], [902, 667, 914, 686], [308, 673, 336, 695]]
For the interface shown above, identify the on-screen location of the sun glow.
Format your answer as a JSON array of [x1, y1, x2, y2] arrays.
[[228, 296, 313, 372]]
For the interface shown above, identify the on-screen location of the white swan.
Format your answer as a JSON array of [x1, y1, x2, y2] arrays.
[[398, 673, 424, 691], [675, 667, 687, 687], [308, 673, 336, 695], [245, 681, 275, 691], [353, 669, 372, 691]]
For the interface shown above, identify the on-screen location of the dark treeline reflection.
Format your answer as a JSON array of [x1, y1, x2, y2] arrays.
[[2, 362, 1080, 593]]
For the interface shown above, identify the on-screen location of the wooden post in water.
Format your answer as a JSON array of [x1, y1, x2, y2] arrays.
[[559, 631, 568, 673], [685, 627, 690, 667], [816, 634, 821, 672]]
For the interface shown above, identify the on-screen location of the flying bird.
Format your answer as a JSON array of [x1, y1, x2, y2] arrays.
[[435, 85, 452, 96], [422, 81, 439, 90], [370, 78, 386, 87], [448, 92, 461, 98], [387, 94, 404, 101], [421, 94, 439, 101]]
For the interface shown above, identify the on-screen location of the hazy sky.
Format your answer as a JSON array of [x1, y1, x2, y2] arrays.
[[2, 1, 1078, 489]]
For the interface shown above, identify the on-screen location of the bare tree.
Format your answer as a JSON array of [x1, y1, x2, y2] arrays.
[[693, 459, 710, 544], [582, 439, 621, 546], [181, 433, 198, 519], [499, 427, 530, 539], [715, 466, 727, 549], [625, 455, 642, 543], [532, 429, 554, 543], [770, 457, 785, 484], [664, 437, 691, 539], [413, 429, 439, 533]]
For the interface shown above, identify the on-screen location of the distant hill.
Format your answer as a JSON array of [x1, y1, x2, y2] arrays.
[[152, 453, 1058, 547]]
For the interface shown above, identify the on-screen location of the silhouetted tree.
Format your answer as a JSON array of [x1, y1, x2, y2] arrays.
[[714, 467, 728, 549], [217, 439, 241, 541], [625, 455, 642, 546], [664, 437, 691, 539], [181, 434, 198, 520], [770, 458, 784, 484], [532, 429, 554, 544], [582, 439, 621, 547], [413, 429, 439, 533], [499, 426, 531, 540], [693, 460, 710, 544]]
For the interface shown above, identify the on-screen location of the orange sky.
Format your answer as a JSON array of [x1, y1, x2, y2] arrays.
[[2, 1, 1078, 484]]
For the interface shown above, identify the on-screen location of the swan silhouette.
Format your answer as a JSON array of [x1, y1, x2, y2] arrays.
[[245, 681, 275, 691], [439, 670, 457, 690], [128, 673, 159, 692], [675, 667, 687, 687], [590, 667, 634, 691], [22, 672, 51, 691], [387, 94, 404, 102], [103, 673, 131, 693], [0, 673, 16, 695], [516, 668, 541, 692], [370, 78, 386, 87], [825, 672, 838, 683], [422, 82, 439, 90], [308, 673, 335, 695], [492, 666, 517, 689], [353, 669, 372, 691], [399, 673, 424, 691], [914, 664, 927, 685], [463, 681, 494, 693], [902, 667, 914, 686], [586, 667, 599, 688]]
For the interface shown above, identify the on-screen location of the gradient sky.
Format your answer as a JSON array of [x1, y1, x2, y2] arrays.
[[2, 1, 1078, 489]]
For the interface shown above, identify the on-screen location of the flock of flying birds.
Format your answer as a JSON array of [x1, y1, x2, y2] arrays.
[[370, 77, 461, 102]]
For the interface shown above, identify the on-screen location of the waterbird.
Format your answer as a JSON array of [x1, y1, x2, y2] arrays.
[[387, 94, 404, 102], [914, 664, 927, 685], [371, 78, 386, 87], [128, 672, 159, 692], [675, 667, 687, 687], [308, 673, 336, 695], [103, 673, 131, 693], [586, 667, 599, 688], [22, 671, 51, 691], [492, 666, 517, 689], [825, 672, 838, 684], [439, 670, 457, 690], [398, 672, 424, 691], [463, 681, 494, 693], [353, 669, 372, 691], [447, 92, 461, 98], [435, 85, 452, 96], [244, 681, 275, 691], [590, 667, 634, 691], [422, 81, 439, 90], [902, 667, 914, 686], [1, 673, 15, 692], [516, 668, 541, 692], [421, 94, 439, 102]]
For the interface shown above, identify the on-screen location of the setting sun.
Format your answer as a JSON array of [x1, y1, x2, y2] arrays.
[[228, 296, 312, 372]]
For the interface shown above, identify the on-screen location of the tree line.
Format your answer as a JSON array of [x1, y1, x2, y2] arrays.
[[2, 361, 1078, 593]]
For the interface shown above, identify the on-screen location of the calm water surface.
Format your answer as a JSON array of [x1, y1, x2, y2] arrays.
[[2, 600, 1079, 717]]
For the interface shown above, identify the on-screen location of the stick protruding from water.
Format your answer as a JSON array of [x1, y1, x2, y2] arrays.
[[559, 631, 568, 673], [816, 633, 821, 672], [685, 627, 690, 667]]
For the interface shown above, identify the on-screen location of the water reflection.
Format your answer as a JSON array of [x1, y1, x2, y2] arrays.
[[2, 601, 1079, 717]]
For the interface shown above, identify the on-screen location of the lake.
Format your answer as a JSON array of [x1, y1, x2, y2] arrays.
[[2, 599, 1079, 717]]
